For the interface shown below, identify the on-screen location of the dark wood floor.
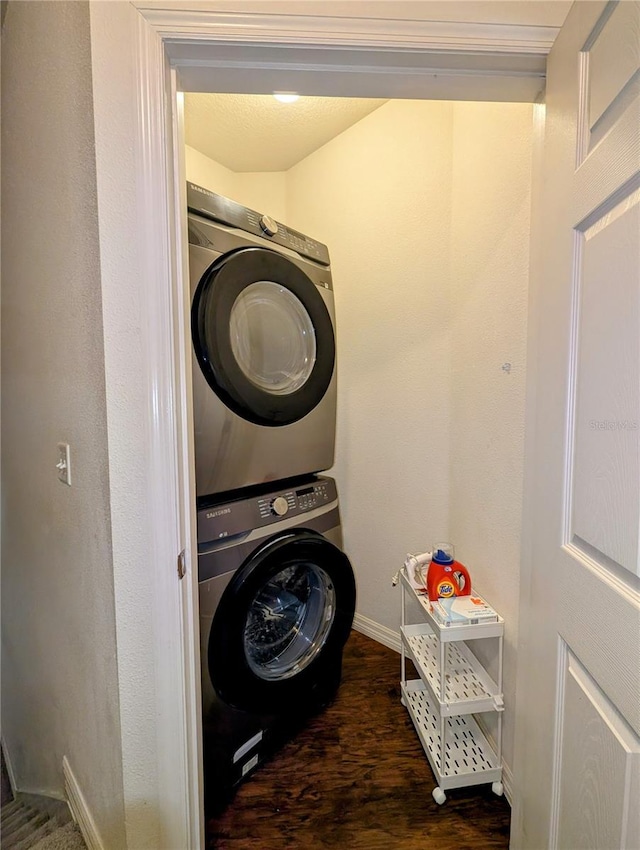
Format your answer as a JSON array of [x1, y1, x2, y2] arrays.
[[206, 630, 510, 849]]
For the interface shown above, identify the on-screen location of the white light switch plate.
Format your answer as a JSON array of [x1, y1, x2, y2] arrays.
[[57, 443, 71, 486]]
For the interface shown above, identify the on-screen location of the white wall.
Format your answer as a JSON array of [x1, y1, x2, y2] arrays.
[[235, 172, 287, 221], [286, 100, 454, 634], [185, 144, 288, 221], [285, 98, 532, 775], [1, 3, 125, 846], [185, 144, 238, 199], [449, 101, 533, 783]]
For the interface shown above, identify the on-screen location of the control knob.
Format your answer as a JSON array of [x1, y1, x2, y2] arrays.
[[271, 496, 289, 517], [259, 215, 278, 237]]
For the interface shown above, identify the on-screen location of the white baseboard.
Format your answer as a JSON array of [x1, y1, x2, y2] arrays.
[[501, 758, 514, 806], [352, 612, 401, 653], [63, 756, 105, 850]]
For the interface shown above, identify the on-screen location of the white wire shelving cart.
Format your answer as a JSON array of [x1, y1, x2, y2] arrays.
[[400, 569, 505, 805]]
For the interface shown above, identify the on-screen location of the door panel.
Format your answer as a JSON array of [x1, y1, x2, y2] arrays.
[[513, 2, 640, 848], [555, 647, 640, 850], [571, 192, 640, 576], [585, 0, 639, 132]]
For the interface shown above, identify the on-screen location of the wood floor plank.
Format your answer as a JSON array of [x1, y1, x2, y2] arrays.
[[206, 630, 510, 849]]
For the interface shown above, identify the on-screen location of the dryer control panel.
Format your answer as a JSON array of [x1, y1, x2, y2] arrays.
[[187, 182, 331, 268], [198, 476, 337, 544]]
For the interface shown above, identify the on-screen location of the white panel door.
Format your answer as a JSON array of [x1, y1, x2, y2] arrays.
[[512, 2, 640, 848]]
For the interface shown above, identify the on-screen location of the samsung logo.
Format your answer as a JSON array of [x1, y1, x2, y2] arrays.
[[206, 507, 231, 519]]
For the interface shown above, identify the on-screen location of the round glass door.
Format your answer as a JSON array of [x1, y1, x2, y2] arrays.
[[229, 281, 316, 396], [192, 247, 335, 426], [243, 562, 335, 680], [208, 529, 356, 712]]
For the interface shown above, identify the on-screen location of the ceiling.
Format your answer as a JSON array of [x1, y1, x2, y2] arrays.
[[183, 2, 572, 173], [184, 94, 388, 173]]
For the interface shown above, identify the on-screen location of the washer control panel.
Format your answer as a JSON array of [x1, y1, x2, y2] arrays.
[[270, 495, 289, 516], [295, 482, 330, 511], [187, 181, 331, 268], [259, 492, 296, 520], [198, 477, 336, 543], [259, 214, 278, 237]]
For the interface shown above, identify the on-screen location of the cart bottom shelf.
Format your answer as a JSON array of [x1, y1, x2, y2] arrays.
[[401, 679, 502, 792]]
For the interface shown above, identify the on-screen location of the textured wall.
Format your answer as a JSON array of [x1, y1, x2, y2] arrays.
[[286, 99, 532, 776], [234, 172, 288, 222], [184, 93, 386, 173], [1, 3, 125, 845], [286, 100, 454, 633], [185, 144, 288, 221], [185, 144, 238, 199], [449, 101, 533, 775]]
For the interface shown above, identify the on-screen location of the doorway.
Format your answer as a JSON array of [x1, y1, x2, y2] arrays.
[[180, 85, 533, 837], [89, 7, 556, 848]]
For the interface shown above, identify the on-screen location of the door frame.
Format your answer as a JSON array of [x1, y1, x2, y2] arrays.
[[89, 4, 556, 848]]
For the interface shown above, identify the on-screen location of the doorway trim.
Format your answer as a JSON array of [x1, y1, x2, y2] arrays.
[[90, 5, 554, 848], [137, 4, 560, 54]]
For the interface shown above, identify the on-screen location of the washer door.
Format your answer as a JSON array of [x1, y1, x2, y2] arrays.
[[192, 247, 335, 426], [209, 529, 355, 712]]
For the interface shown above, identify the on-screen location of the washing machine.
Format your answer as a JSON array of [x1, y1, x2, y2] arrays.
[[198, 474, 355, 812], [187, 182, 338, 499]]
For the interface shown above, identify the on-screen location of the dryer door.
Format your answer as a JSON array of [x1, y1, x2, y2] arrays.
[[209, 529, 355, 713], [192, 247, 335, 426]]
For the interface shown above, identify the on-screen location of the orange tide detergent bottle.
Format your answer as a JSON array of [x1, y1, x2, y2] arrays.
[[426, 543, 471, 602]]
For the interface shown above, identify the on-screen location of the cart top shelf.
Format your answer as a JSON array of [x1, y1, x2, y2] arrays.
[[401, 570, 504, 641]]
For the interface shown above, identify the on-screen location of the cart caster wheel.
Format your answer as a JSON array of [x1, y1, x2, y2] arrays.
[[492, 782, 504, 797], [432, 787, 446, 805]]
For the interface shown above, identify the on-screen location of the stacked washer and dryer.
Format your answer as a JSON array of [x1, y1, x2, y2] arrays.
[[187, 182, 356, 812]]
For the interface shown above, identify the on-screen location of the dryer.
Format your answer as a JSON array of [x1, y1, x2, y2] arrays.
[[198, 475, 355, 812], [187, 182, 338, 499]]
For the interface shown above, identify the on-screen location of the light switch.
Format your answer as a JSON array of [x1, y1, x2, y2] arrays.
[[57, 443, 71, 486]]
